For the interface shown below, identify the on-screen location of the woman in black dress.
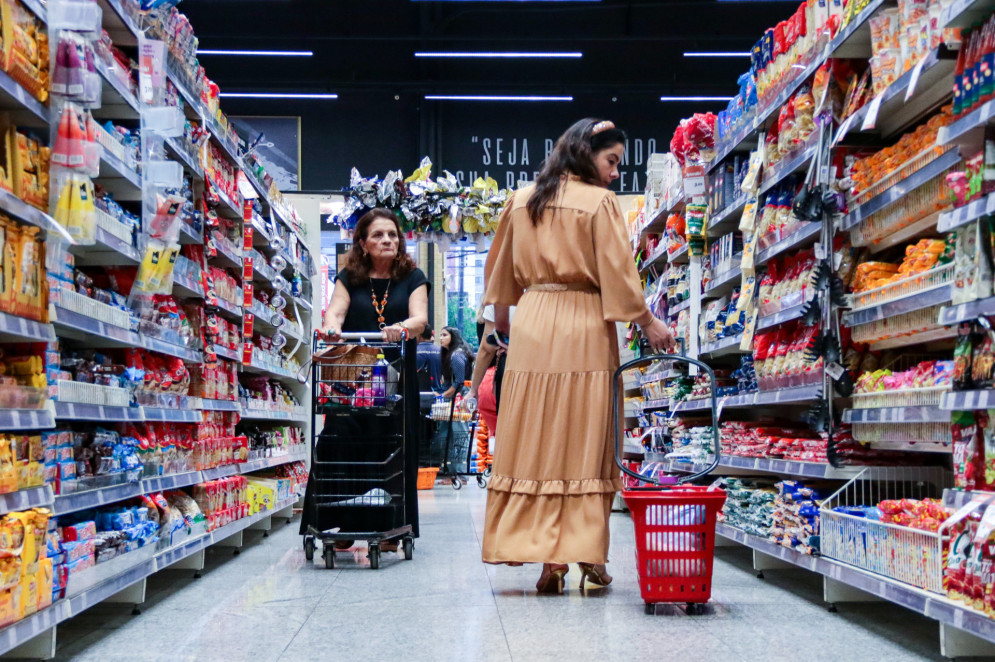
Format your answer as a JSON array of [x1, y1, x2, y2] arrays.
[[300, 208, 429, 549]]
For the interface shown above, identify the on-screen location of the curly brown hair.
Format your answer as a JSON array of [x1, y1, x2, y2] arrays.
[[343, 208, 418, 286]]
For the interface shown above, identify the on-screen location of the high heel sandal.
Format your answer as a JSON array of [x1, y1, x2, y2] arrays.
[[578, 563, 613, 588], [535, 564, 569, 594]]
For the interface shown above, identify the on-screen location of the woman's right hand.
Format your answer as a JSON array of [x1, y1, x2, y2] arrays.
[[643, 317, 677, 353], [321, 327, 342, 343]]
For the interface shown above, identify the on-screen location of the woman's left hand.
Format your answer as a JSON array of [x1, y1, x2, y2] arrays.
[[382, 324, 407, 343]]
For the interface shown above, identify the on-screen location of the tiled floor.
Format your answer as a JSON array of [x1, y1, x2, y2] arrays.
[[49, 487, 973, 661]]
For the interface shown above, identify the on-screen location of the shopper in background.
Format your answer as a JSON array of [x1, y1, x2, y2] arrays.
[[416, 323, 444, 396], [467, 304, 515, 432], [439, 326, 474, 400], [481, 118, 676, 594], [304, 207, 429, 548]]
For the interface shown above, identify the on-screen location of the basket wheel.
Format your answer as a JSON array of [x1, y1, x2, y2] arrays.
[[686, 603, 702, 615], [304, 536, 315, 561], [323, 547, 335, 569], [452, 477, 462, 491], [644, 603, 655, 615], [477, 475, 487, 489], [369, 545, 381, 569], [403, 537, 414, 561]]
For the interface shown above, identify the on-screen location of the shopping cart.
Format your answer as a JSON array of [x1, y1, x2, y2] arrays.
[[303, 332, 415, 570], [429, 396, 486, 490], [614, 353, 726, 615]]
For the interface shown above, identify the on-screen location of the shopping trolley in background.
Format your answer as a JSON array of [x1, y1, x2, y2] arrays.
[[614, 354, 726, 615], [427, 395, 487, 490], [303, 332, 415, 570]]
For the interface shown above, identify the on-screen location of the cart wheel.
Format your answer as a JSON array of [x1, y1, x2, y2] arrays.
[[477, 475, 487, 489], [686, 603, 701, 615], [369, 545, 381, 570], [403, 537, 414, 561], [304, 536, 315, 561], [323, 548, 335, 569], [452, 477, 462, 490], [483, 467, 492, 478], [644, 603, 655, 615]]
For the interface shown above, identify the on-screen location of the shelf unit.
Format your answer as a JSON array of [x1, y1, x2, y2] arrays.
[[0, 0, 317, 655]]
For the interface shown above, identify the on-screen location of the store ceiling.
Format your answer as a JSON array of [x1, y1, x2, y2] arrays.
[[180, 0, 796, 101]]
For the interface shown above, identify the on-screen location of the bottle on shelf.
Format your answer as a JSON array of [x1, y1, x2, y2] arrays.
[[372, 353, 388, 407]]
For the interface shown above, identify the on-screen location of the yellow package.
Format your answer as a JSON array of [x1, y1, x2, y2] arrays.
[[0, 586, 15, 628], [35, 558, 51, 611], [9, 511, 37, 574], [0, 556, 20, 590], [18, 569, 37, 619], [2, 221, 19, 317]]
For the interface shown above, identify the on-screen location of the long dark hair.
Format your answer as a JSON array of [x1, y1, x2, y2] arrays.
[[343, 208, 417, 286], [441, 325, 474, 385], [526, 118, 627, 225]]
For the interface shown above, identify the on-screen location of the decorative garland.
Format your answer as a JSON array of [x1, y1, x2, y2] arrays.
[[334, 157, 511, 244]]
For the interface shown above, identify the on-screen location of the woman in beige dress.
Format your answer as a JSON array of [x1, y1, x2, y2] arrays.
[[482, 118, 676, 594]]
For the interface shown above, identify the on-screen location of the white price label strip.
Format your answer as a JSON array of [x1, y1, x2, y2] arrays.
[[833, 115, 855, 147], [861, 93, 885, 132], [905, 55, 928, 102]]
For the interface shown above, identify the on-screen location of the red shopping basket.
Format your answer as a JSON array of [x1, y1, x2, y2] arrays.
[[614, 353, 726, 615], [623, 486, 726, 614]]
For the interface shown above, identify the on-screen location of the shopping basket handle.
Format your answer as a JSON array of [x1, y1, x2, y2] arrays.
[[613, 353, 722, 486]]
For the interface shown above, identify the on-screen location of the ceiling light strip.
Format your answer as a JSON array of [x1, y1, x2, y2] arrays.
[[659, 96, 733, 102], [198, 50, 314, 56], [219, 92, 338, 99], [683, 52, 751, 57], [425, 95, 573, 101], [415, 52, 582, 58]]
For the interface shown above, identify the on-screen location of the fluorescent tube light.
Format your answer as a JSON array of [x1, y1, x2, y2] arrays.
[[660, 96, 732, 102], [415, 52, 582, 58], [684, 52, 751, 57], [219, 92, 338, 99], [198, 50, 313, 56], [425, 95, 573, 101]]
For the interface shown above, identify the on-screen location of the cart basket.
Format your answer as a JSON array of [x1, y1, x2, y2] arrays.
[[613, 353, 727, 610]]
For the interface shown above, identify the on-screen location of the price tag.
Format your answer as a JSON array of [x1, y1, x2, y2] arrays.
[[243, 313, 254, 339], [833, 115, 855, 147], [814, 242, 827, 260], [905, 54, 929, 102], [861, 93, 884, 131]]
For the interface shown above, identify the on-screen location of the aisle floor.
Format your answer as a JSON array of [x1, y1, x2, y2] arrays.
[[49, 487, 972, 662]]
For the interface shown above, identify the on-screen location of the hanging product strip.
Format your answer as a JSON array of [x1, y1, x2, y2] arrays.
[[624, 0, 995, 657], [0, 0, 318, 652]]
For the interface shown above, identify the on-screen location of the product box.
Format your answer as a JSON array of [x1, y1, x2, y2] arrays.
[[61, 520, 96, 543], [36, 559, 52, 611]]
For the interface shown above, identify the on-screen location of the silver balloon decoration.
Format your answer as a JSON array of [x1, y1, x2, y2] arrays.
[[270, 254, 288, 272], [270, 235, 287, 252], [270, 312, 285, 328], [271, 333, 287, 349], [271, 294, 287, 310], [272, 275, 288, 292]]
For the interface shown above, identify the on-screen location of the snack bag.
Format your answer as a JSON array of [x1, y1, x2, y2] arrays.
[[953, 411, 982, 490]]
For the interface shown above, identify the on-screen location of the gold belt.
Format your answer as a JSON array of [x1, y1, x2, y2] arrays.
[[525, 282, 598, 293]]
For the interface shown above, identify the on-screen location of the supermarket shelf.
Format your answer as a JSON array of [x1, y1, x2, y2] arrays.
[[98, 148, 142, 200], [704, 265, 742, 299], [866, 326, 958, 350], [94, 60, 139, 120], [178, 221, 203, 246], [941, 389, 995, 411], [0, 601, 67, 658], [943, 0, 995, 30], [70, 225, 140, 266], [858, 208, 948, 254], [212, 344, 241, 362], [715, 521, 995, 652], [201, 398, 239, 412], [0, 486, 53, 518], [648, 452, 882, 479], [50, 305, 135, 346], [708, 194, 750, 234], [0, 69, 48, 127], [138, 335, 202, 362], [98, 0, 140, 46], [0, 408, 54, 431], [0, 187, 72, 242], [841, 149, 961, 230], [641, 206, 668, 236], [937, 193, 995, 233], [843, 284, 952, 327], [939, 98, 995, 151], [706, 0, 887, 173], [243, 358, 299, 381], [843, 406, 951, 423], [757, 301, 808, 331], [0, 311, 55, 343], [668, 243, 689, 265], [240, 405, 309, 423], [208, 236, 243, 270], [173, 270, 204, 299], [847, 47, 955, 140], [209, 297, 243, 321], [699, 334, 745, 359], [53, 402, 143, 423], [54, 452, 306, 517], [673, 384, 821, 413], [638, 244, 668, 274], [213, 187, 243, 220], [142, 407, 202, 423], [944, 487, 995, 510], [668, 299, 691, 317], [20, 0, 44, 21], [756, 222, 821, 266], [940, 296, 995, 325], [758, 142, 818, 196], [165, 137, 204, 179]]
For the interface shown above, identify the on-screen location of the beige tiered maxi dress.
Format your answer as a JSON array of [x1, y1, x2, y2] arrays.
[[481, 175, 651, 565]]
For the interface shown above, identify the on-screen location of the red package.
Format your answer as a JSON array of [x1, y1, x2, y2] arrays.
[[953, 411, 983, 490]]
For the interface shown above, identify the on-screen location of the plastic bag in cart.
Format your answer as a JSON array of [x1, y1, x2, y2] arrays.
[[336, 488, 391, 507]]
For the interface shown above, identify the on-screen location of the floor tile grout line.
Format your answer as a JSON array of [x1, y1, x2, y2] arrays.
[[275, 562, 344, 661], [470, 493, 515, 662]]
